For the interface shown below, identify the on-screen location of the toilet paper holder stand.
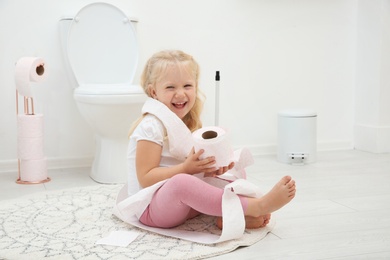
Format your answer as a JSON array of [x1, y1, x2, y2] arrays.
[[15, 90, 51, 184]]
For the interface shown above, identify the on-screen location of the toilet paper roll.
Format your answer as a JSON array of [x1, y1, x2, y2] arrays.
[[15, 57, 47, 97], [192, 126, 234, 168], [17, 114, 43, 138], [19, 158, 47, 182], [18, 136, 44, 160]]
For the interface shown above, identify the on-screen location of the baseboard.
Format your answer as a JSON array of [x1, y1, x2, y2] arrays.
[[0, 156, 93, 173], [235, 140, 353, 158], [317, 140, 354, 152], [354, 124, 390, 153]]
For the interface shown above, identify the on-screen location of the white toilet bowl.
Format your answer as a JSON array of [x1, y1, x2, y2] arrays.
[[59, 3, 146, 183]]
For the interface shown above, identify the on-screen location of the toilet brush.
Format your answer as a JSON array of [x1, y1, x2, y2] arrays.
[[215, 71, 220, 126]]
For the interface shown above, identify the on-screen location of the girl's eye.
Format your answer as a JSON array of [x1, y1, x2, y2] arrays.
[[184, 84, 193, 88], [166, 86, 174, 89]]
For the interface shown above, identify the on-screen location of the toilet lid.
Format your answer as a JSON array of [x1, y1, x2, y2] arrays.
[[67, 3, 138, 85]]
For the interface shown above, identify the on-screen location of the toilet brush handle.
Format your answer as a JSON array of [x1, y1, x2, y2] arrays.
[[215, 71, 220, 126]]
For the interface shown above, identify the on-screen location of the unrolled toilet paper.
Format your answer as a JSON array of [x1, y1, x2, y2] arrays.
[[15, 57, 47, 97], [193, 126, 234, 168]]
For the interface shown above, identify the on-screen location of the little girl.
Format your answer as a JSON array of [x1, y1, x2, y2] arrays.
[[126, 50, 296, 230]]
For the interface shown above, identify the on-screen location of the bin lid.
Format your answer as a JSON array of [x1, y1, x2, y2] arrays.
[[278, 109, 317, 118]]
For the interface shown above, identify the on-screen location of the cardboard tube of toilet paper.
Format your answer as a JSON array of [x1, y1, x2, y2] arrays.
[[15, 57, 47, 97], [192, 126, 234, 167], [17, 114, 44, 138], [20, 158, 47, 182]]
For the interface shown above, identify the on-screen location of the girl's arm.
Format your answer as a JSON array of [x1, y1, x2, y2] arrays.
[[136, 140, 218, 188]]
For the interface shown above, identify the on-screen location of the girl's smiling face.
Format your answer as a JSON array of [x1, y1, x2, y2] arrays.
[[149, 64, 196, 119]]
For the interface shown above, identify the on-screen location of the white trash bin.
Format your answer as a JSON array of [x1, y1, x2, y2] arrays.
[[277, 109, 317, 164]]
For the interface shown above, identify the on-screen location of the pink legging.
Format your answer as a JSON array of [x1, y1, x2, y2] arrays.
[[139, 174, 248, 228]]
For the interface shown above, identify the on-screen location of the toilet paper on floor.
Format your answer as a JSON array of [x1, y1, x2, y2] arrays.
[[114, 178, 263, 244], [15, 57, 47, 97]]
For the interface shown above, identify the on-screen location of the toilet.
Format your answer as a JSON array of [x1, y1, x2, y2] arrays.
[[59, 3, 146, 183]]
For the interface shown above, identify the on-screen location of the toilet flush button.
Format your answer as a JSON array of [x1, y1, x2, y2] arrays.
[[122, 18, 129, 23]]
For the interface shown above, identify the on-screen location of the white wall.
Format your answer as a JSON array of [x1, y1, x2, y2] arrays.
[[355, 0, 390, 153], [0, 0, 374, 172]]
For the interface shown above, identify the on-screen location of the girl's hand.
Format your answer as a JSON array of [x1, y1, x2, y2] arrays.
[[182, 148, 217, 175], [204, 162, 235, 177]]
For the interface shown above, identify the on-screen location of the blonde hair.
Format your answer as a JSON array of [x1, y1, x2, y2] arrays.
[[129, 50, 204, 136]]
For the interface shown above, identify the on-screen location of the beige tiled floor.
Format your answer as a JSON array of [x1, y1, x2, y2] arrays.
[[1, 149, 390, 259]]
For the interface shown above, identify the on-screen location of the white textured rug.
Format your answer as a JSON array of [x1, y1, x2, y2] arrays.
[[0, 184, 273, 259]]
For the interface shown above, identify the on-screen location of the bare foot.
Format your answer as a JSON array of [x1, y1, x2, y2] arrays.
[[244, 214, 271, 229], [255, 176, 295, 216], [216, 214, 271, 230], [244, 176, 295, 217], [215, 176, 295, 229], [260, 213, 271, 227]]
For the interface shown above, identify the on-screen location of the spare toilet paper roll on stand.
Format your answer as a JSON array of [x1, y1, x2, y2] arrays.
[[15, 57, 50, 184], [17, 114, 49, 183], [17, 115, 44, 159]]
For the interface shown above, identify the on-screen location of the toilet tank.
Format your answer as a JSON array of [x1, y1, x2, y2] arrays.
[[59, 16, 139, 47], [59, 17, 77, 88]]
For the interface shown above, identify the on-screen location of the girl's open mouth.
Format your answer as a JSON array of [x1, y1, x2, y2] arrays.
[[172, 102, 187, 109]]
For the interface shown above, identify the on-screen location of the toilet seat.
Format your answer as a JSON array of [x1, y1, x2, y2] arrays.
[[67, 3, 138, 89]]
